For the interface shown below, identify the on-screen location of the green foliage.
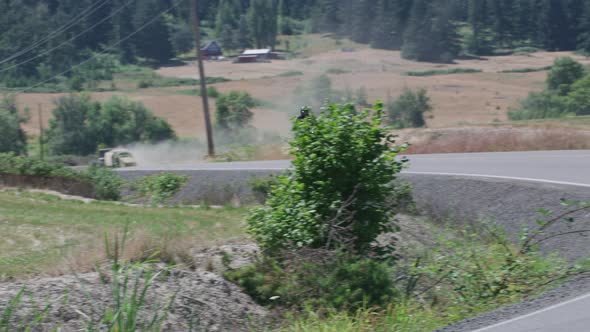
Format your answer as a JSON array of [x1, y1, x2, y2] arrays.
[[215, 91, 257, 130], [247, 102, 407, 253], [0, 96, 28, 155], [278, 71, 304, 77], [131, 173, 189, 205], [225, 253, 398, 311], [386, 88, 432, 128], [508, 91, 569, 120], [404, 68, 482, 76], [546, 57, 586, 96], [86, 166, 124, 201], [509, 58, 589, 120], [499, 66, 552, 73], [249, 175, 278, 203], [46, 94, 176, 156], [566, 74, 590, 115], [0, 153, 122, 201], [326, 68, 352, 75]]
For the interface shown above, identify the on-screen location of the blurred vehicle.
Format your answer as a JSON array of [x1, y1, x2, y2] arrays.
[[97, 148, 137, 168]]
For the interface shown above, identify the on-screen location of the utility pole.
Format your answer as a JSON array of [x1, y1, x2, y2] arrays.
[[192, 0, 215, 157], [38, 104, 45, 161]]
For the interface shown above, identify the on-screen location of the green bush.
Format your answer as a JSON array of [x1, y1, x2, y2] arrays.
[[46, 94, 176, 156], [0, 96, 28, 155], [508, 91, 569, 120], [86, 166, 124, 201], [404, 68, 482, 77], [249, 175, 278, 203], [498, 66, 552, 73], [386, 88, 432, 128], [279, 71, 304, 77], [215, 91, 257, 130], [546, 57, 585, 96], [131, 172, 189, 205], [225, 253, 398, 311], [247, 102, 407, 254], [326, 68, 352, 75], [0, 153, 122, 201], [566, 74, 590, 115]]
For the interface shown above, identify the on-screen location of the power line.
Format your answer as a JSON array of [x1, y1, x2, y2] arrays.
[[0, 0, 112, 66], [0, 0, 135, 74], [15, 1, 184, 94]]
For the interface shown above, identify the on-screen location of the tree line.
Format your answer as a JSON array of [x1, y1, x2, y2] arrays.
[[1, 0, 589, 87]]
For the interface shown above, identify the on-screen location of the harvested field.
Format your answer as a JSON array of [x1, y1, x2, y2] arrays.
[[14, 36, 590, 154]]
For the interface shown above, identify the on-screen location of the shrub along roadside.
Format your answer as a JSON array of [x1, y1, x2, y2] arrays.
[[0, 153, 122, 200]]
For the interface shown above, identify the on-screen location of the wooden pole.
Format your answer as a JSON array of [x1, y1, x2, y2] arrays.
[[38, 104, 44, 161], [192, 0, 215, 157]]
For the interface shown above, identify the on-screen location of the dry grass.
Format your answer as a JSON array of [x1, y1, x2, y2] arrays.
[[401, 127, 590, 154], [0, 190, 249, 280]]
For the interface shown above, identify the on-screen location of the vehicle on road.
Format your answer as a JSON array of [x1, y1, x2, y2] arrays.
[[97, 148, 137, 168]]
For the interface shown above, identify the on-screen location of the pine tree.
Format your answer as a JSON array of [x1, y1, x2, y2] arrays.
[[537, 0, 571, 51], [467, 0, 494, 54], [577, 2, 590, 53], [132, 0, 174, 64], [247, 0, 278, 49], [351, 0, 374, 44], [371, 0, 398, 50], [403, 0, 461, 62]]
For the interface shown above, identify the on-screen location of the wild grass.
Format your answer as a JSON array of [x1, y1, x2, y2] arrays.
[[0, 190, 248, 279], [404, 68, 482, 76], [272, 215, 586, 332]]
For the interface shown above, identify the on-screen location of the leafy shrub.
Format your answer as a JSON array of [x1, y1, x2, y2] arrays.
[[546, 57, 585, 96], [279, 71, 304, 77], [137, 80, 154, 89], [131, 172, 189, 205], [566, 74, 590, 115], [508, 91, 569, 120], [326, 68, 352, 75], [247, 102, 407, 254], [215, 91, 257, 130], [0, 153, 122, 200], [0, 96, 28, 155], [225, 253, 398, 311], [498, 66, 552, 73], [386, 88, 432, 128], [46, 94, 176, 156], [404, 68, 482, 76], [86, 166, 123, 201], [249, 175, 277, 203]]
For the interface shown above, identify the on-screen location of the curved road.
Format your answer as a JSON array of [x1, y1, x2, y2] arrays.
[[127, 150, 590, 331], [131, 150, 590, 187]]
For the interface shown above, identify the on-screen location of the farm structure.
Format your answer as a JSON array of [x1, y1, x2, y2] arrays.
[[236, 49, 276, 63]]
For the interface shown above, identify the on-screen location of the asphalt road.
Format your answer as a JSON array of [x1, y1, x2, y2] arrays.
[[128, 149, 590, 331], [130, 150, 590, 187], [471, 292, 590, 332]]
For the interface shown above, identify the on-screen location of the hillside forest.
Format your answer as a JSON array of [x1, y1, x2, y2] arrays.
[[1, 0, 590, 87]]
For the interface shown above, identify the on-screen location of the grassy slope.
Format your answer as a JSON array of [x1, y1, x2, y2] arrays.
[[0, 190, 248, 278]]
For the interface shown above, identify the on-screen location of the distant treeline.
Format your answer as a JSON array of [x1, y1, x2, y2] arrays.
[[1, 0, 589, 86]]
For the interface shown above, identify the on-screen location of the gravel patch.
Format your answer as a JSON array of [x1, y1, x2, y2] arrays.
[[0, 267, 267, 331]]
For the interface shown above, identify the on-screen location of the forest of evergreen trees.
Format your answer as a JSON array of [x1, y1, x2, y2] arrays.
[[1, 0, 590, 87]]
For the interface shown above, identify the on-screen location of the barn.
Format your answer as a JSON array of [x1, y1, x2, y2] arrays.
[[236, 49, 272, 63]]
